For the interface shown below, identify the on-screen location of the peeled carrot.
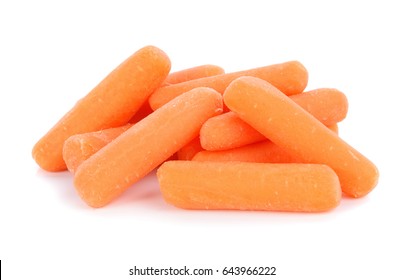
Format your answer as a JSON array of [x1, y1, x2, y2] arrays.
[[290, 88, 348, 126], [200, 112, 259, 151], [63, 121, 178, 173], [62, 124, 132, 173], [328, 124, 339, 134], [130, 65, 224, 122], [193, 140, 301, 163], [195, 126, 338, 163], [200, 113, 339, 151], [74, 87, 223, 208], [157, 161, 341, 212], [32, 45, 171, 171], [149, 61, 308, 110], [200, 88, 347, 151], [63, 122, 179, 173], [164, 64, 224, 85], [129, 102, 154, 124], [224, 76, 379, 198], [62, 65, 224, 172], [177, 138, 203, 160]]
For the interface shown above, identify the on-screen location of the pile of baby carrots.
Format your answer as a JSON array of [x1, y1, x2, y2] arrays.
[[32, 45, 379, 212]]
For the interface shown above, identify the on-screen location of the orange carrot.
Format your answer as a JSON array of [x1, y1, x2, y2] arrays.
[[200, 112, 265, 151], [63, 122, 179, 173], [74, 87, 223, 208], [193, 140, 301, 163], [328, 124, 339, 134], [149, 61, 308, 110], [291, 88, 348, 126], [177, 138, 203, 160], [130, 65, 224, 122], [128, 102, 154, 124], [200, 88, 348, 151], [223, 76, 379, 198], [63, 124, 133, 173], [32, 45, 171, 171], [62, 64, 224, 172], [164, 64, 224, 85], [200, 113, 339, 151], [157, 161, 341, 212]]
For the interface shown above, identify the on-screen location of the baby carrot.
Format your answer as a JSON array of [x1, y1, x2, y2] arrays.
[[149, 61, 308, 110], [201, 88, 348, 151], [200, 112, 265, 151], [193, 140, 301, 163], [328, 124, 339, 134], [177, 138, 203, 160], [224, 76, 379, 198], [62, 65, 224, 172], [128, 102, 154, 124], [200, 115, 339, 151], [130, 65, 224, 122], [157, 161, 341, 212], [291, 88, 348, 126], [62, 124, 133, 173], [32, 45, 171, 171], [164, 64, 224, 85], [74, 87, 223, 208]]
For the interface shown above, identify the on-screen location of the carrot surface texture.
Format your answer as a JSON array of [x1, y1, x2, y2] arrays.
[[177, 138, 203, 160], [194, 126, 338, 163], [164, 64, 224, 85], [63, 124, 132, 173], [32, 45, 171, 171], [62, 64, 225, 172], [157, 161, 341, 212], [130, 65, 224, 122], [63, 122, 178, 174], [149, 61, 308, 110], [74, 87, 223, 208], [200, 88, 347, 151], [193, 140, 301, 163], [223, 76, 379, 198]]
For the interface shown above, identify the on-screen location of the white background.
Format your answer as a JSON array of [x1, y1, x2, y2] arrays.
[[1, 0, 403, 279]]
